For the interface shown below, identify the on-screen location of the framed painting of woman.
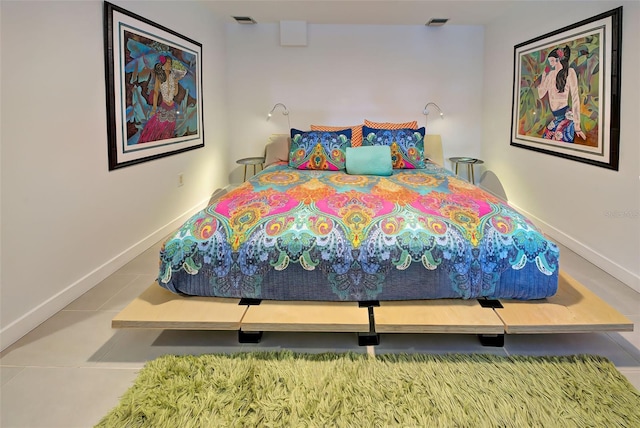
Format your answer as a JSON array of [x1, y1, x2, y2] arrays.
[[104, 2, 204, 170], [510, 7, 622, 170]]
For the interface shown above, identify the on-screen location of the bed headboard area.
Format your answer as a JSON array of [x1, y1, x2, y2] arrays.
[[263, 133, 290, 167], [263, 120, 444, 169], [424, 135, 444, 166]]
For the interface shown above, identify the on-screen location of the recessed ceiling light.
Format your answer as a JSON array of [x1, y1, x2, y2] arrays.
[[233, 16, 257, 24], [426, 18, 449, 27]]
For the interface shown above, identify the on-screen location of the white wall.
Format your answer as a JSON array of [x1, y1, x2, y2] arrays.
[[481, 2, 640, 291], [225, 23, 485, 182], [0, 0, 229, 350]]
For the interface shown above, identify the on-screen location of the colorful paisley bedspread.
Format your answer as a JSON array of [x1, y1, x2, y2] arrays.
[[158, 162, 559, 301]]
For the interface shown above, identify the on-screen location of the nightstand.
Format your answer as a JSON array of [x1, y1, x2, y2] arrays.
[[449, 157, 484, 184], [236, 157, 265, 181]]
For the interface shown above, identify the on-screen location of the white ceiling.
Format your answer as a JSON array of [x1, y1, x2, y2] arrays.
[[202, 0, 541, 26]]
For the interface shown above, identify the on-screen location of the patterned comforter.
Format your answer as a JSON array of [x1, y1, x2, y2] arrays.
[[158, 162, 559, 301]]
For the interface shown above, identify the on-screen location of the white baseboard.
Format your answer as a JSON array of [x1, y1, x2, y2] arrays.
[[0, 198, 209, 352], [509, 201, 640, 294]]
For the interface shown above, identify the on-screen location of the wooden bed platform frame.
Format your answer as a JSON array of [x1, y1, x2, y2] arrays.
[[112, 270, 633, 347]]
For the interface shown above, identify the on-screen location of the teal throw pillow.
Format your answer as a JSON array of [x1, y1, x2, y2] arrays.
[[345, 146, 393, 176]]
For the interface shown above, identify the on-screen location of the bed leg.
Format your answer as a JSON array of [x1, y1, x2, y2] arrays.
[[358, 306, 380, 346], [358, 333, 380, 346], [238, 330, 263, 343], [239, 298, 262, 306], [476, 299, 505, 346], [477, 334, 504, 347]]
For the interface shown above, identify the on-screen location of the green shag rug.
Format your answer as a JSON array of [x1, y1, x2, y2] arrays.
[[96, 352, 639, 427]]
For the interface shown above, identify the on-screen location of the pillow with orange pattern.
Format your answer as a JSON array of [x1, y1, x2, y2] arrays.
[[289, 128, 352, 170], [363, 119, 418, 130], [361, 126, 425, 169], [310, 124, 363, 147]]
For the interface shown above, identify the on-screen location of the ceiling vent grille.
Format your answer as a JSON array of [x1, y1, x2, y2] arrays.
[[426, 18, 449, 27], [233, 16, 257, 24]]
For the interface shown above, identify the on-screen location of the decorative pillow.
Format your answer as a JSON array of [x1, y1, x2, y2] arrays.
[[264, 134, 290, 166], [362, 126, 426, 169], [311, 124, 363, 147], [289, 128, 352, 170], [363, 119, 418, 130], [345, 146, 393, 176]]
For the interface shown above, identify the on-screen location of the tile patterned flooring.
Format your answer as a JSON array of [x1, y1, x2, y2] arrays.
[[1, 241, 638, 427]]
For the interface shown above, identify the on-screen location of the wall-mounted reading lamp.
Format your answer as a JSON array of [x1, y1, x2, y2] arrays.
[[422, 103, 445, 166], [423, 102, 444, 123], [267, 103, 291, 130]]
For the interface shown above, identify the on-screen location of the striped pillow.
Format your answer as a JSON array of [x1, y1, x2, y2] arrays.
[[311, 124, 363, 147], [363, 119, 418, 130]]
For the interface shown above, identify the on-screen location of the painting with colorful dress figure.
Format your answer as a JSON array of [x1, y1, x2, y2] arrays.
[[104, 2, 204, 170], [510, 7, 622, 170]]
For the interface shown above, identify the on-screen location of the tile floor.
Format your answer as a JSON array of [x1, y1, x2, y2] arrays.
[[1, 241, 638, 427]]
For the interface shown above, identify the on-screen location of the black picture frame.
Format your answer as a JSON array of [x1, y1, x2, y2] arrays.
[[103, 1, 204, 170], [510, 7, 622, 170]]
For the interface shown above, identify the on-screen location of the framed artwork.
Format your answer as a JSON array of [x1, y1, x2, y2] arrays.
[[104, 2, 204, 170], [510, 7, 622, 170]]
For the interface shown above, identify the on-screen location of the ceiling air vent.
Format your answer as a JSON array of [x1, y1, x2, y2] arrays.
[[426, 18, 449, 27], [233, 16, 257, 24]]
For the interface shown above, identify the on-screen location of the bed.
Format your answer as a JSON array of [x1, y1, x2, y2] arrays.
[[113, 125, 632, 345], [157, 128, 559, 302]]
